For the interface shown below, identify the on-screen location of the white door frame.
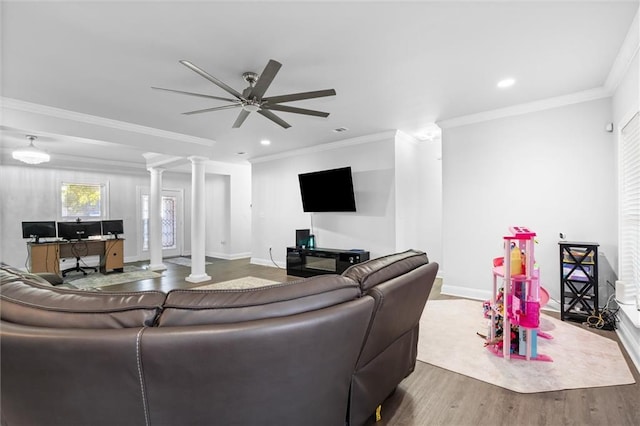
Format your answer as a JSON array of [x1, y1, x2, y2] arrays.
[[136, 186, 184, 260]]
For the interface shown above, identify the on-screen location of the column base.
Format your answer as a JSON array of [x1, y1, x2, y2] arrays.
[[186, 274, 211, 283], [148, 263, 167, 272]]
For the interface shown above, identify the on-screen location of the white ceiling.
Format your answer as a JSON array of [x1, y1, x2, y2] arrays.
[[1, 1, 638, 170]]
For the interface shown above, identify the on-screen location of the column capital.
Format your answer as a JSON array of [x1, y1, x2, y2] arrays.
[[147, 165, 166, 174], [187, 155, 209, 164]]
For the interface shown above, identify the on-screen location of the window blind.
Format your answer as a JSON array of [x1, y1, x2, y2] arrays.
[[619, 111, 640, 310]]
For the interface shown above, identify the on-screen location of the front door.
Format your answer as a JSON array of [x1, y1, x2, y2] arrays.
[[139, 188, 183, 259]]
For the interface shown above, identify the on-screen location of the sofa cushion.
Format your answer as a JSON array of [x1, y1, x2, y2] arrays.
[[0, 263, 64, 286], [0, 279, 166, 328], [342, 249, 429, 291], [158, 274, 361, 326]]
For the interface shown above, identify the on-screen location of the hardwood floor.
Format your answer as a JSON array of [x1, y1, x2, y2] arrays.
[[91, 257, 640, 426]]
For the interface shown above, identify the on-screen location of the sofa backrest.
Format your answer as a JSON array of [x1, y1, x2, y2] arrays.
[[158, 274, 360, 326], [342, 249, 429, 291], [141, 296, 375, 426], [0, 279, 166, 328], [0, 263, 53, 286], [1, 321, 151, 426]]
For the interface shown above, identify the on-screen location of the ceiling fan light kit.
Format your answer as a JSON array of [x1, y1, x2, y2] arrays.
[[12, 135, 50, 165], [153, 59, 336, 129]]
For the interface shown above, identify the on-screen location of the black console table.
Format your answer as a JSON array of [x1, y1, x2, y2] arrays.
[[286, 247, 370, 278]]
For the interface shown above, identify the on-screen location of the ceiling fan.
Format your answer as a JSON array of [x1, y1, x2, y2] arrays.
[[152, 59, 336, 129]]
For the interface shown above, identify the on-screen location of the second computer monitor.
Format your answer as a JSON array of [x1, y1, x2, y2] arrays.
[[101, 219, 124, 238], [57, 221, 102, 241]]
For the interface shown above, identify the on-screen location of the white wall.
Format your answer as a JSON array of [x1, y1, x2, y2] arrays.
[[205, 174, 230, 258], [251, 133, 398, 267], [0, 163, 252, 269], [250, 131, 443, 268], [441, 98, 617, 306], [395, 131, 443, 266]]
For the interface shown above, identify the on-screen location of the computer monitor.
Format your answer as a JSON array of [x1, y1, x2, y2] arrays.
[[101, 219, 124, 239], [57, 221, 102, 241], [21, 221, 57, 243]]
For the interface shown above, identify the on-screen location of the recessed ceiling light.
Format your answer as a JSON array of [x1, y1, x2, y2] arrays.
[[497, 78, 516, 89], [260, 139, 271, 146]]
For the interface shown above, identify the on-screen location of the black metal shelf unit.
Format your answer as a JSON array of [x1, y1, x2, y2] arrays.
[[559, 241, 599, 322]]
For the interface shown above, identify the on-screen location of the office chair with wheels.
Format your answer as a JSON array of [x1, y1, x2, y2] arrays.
[[61, 257, 97, 277], [61, 240, 98, 277]]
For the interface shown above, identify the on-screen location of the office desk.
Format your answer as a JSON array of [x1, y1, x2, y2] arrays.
[[28, 239, 124, 275]]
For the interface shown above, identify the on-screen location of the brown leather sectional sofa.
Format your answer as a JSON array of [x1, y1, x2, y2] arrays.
[[0, 250, 438, 426]]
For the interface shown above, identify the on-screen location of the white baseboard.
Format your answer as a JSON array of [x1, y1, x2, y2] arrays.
[[205, 251, 251, 260], [440, 284, 492, 301], [440, 284, 561, 313], [250, 257, 286, 269]]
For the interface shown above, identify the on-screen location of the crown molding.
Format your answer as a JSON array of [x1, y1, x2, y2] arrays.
[[0, 97, 215, 147], [605, 8, 639, 93], [249, 130, 398, 164], [438, 6, 639, 130], [437, 86, 611, 129]]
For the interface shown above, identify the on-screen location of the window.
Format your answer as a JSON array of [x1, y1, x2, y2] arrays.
[[60, 182, 108, 220], [618, 112, 639, 310], [141, 194, 178, 251]]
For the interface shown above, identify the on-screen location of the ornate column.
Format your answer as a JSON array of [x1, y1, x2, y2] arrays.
[[147, 166, 166, 271], [186, 156, 211, 283]]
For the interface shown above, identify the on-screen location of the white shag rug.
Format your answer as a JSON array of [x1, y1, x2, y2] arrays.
[[164, 257, 212, 267], [192, 276, 279, 290], [66, 266, 161, 289], [418, 299, 636, 393]]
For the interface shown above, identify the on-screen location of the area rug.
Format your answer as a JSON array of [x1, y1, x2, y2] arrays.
[[164, 257, 212, 267], [417, 299, 636, 393], [66, 266, 161, 289], [192, 276, 279, 290]]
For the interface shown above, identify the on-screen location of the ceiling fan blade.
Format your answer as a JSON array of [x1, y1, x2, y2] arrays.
[[152, 87, 237, 103], [247, 59, 282, 100], [182, 104, 242, 115], [262, 104, 329, 118], [179, 60, 245, 100], [258, 109, 291, 129], [263, 89, 336, 104], [232, 110, 251, 128]]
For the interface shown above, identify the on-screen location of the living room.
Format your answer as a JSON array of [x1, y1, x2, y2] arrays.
[[1, 1, 639, 423]]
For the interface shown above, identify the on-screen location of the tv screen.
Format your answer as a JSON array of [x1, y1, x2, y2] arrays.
[[102, 219, 124, 237], [298, 166, 356, 212], [57, 221, 102, 241], [21, 221, 57, 242]]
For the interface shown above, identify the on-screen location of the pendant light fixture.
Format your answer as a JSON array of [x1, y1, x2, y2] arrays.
[[12, 135, 50, 165]]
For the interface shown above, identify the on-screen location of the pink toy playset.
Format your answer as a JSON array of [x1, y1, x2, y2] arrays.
[[484, 226, 553, 362]]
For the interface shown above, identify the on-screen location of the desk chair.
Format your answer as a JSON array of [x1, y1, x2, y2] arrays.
[[61, 257, 97, 277], [61, 241, 98, 277]]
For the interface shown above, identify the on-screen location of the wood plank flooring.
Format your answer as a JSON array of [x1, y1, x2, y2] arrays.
[[82, 257, 640, 426]]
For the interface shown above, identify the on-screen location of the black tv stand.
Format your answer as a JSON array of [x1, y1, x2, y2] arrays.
[[286, 247, 370, 278]]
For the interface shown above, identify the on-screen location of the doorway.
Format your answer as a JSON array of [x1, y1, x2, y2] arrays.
[[139, 188, 184, 259]]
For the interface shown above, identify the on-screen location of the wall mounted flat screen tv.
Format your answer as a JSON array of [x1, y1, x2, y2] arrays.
[[21, 221, 57, 243], [101, 219, 124, 238], [298, 166, 356, 212], [57, 221, 102, 241]]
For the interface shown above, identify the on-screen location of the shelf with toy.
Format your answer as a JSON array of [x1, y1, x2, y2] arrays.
[[486, 226, 553, 362]]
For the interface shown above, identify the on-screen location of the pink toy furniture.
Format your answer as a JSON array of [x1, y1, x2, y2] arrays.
[[488, 226, 552, 362]]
